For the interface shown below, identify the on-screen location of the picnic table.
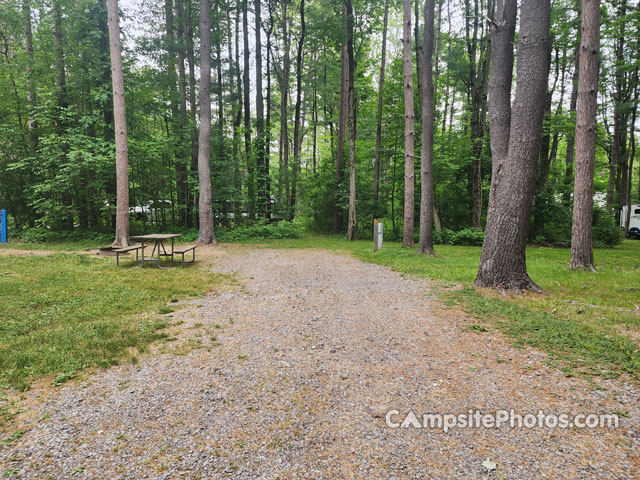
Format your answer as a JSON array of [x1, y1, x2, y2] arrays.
[[130, 233, 183, 268]]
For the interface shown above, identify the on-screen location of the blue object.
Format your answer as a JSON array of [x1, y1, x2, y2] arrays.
[[0, 210, 6, 244]]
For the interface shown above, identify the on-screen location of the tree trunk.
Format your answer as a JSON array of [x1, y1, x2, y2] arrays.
[[255, 0, 267, 218], [242, 0, 254, 219], [185, 0, 198, 227], [607, 0, 627, 212], [417, 0, 435, 255], [475, 0, 550, 292], [570, 0, 600, 271], [197, 0, 216, 244], [23, 0, 37, 152], [346, 0, 357, 241], [334, 23, 348, 233], [373, 0, 389, 219], [107, 0, 130, 246], [291, 0, 306, 220], [484, 0, 516, 227], [278, 0, 290, 218], [563, 11, 580, 204], [175, 0, 189, 228], [402, 0, 415, 247]]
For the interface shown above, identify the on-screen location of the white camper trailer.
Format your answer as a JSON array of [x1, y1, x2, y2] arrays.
[[620, 204, 640, 235]]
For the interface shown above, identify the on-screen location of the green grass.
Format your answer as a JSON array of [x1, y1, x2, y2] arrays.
[[253, 235, 640, 380], [0, 253, 232, 391]]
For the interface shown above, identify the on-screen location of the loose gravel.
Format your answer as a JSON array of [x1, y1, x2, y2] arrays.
[[1, 247, 638, 479]]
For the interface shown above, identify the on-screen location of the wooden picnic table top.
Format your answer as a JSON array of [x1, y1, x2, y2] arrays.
[[130, 233, 182, 241]]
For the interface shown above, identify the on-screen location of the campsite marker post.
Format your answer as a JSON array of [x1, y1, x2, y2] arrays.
[[1, 210, 6, 244], [373, 219, 383, 251]]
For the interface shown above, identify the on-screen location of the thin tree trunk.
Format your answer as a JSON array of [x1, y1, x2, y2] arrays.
[[570, 0, 600, 271], [197, 0, 216, 243], [624, 68, 638, 232], [402, 0, 415, 247], [417, 0, 435, 255], [291, 0, 306, 220], [23, 0, 37, 152], [607, 0, 627, 212], [475, 0, 550, 292], [279, 0, 290, 218], [185, 0, 198, 227], [346, 0, 357, 241], [373, 0, 389, 219], [107, 0, 130, 246], [175, 0, 189, 228], [255, 0, 267, 218], [334, 22, 348, 233], [242, 0, 254, 219], [563, 11, 580, 204]]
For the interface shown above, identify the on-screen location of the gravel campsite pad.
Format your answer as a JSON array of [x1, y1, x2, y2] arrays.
[[1, 248, 638, 479]]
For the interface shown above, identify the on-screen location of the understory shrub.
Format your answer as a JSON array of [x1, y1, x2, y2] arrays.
[[434, 228, 484, 246]]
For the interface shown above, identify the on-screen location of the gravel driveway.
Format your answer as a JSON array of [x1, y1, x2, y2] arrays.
[[1, 248, 638, 479]]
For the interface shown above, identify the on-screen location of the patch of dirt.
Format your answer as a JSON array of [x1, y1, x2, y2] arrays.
[[1, 248, 638, 479]]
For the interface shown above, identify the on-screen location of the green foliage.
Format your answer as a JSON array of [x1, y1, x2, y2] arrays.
[[433, 228, 484, 246], [17, 227, 112, 245], [533, 203, 623, 248], [216, 220, 305, 242]]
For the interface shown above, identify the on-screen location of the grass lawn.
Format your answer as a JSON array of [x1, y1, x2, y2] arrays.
[[253, 235, 640, 381], [0, 252, 231, 391]]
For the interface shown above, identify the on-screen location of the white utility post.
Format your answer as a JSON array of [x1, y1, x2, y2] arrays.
[[373, 219, 383, 251]]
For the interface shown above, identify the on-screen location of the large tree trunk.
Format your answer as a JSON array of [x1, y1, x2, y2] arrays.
[[346, 0, 357, 241], [373, 0, 389, 219], [475, 0, 550, 293], [291, 0, 306, 220], [106, 0, 130, 246], [570, 0, 600, 271], [402, 0, 415, 247], [197, 0, 216, 244], [417, 0, 435, 255]]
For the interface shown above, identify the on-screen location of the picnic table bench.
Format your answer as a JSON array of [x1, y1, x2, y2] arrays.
[[114, 244, 145, 267]]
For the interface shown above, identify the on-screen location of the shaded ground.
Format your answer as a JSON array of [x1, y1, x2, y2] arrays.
[[1, 248, 638, 479]]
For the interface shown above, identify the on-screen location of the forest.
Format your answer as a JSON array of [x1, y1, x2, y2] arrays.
[[0, 0, 638, 290]]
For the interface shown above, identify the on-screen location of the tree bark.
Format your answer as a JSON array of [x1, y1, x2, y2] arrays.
[[197, 0, 216, 244], [570, 0, 600, 271], [255, 0, 267, 218], [373, 0, 389, 219], [346, 0, 357, 241], [278, 0, 290, 218], [484, 0, 516, 229], [106, 0, 130, 246], [242, 0, 254, 219], [417, 0, 435, 255], [402, 0, 415, 247], [334, 20, 348, 233], [23, 0, 37, 152], [291, 0, 306, 220], [175, 0, 189, 228], [475, 0, 550, 293]]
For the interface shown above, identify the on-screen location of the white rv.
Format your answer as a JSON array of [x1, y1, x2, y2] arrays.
[[620, 204, 640, 232]]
